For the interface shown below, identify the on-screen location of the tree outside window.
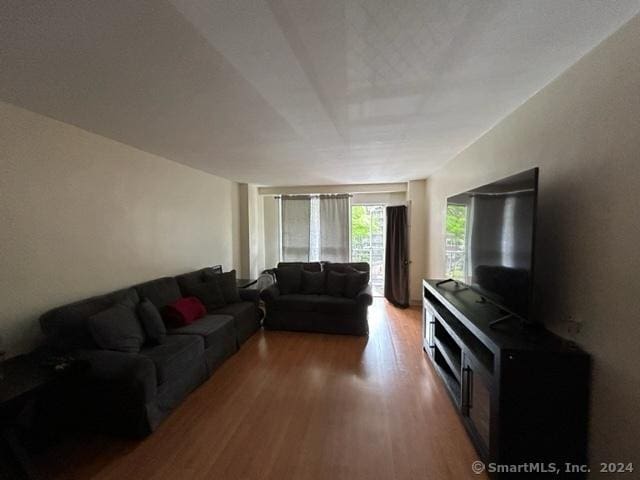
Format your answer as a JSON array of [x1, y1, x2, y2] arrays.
[[445, 204, 467, 280]]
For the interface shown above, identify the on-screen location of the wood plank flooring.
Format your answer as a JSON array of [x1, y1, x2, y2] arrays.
[[37, 299, 486, 480]]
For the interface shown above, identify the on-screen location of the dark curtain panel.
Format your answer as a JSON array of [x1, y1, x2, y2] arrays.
[[384, 205, 409, 308]]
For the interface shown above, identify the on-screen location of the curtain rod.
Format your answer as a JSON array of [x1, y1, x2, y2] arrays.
[[274, 194, 353, 199]]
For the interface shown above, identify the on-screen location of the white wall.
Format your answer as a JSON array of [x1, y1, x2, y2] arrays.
[[0, 101, 240, 356], [424, 15, 640, 474], [351, 192, 406, 205], [407, 180, 426, 304], [258, 183, 407, 196], [237, 184, 249, 277]]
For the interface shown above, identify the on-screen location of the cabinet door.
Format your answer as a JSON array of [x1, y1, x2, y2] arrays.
[[422, 303, 436, 356], [462, 353, 493, 458]]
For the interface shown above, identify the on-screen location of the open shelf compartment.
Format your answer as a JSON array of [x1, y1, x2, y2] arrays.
[[424, 286, 494, 374], [433, 347, 461, 406], [434, 321, 462, 381]]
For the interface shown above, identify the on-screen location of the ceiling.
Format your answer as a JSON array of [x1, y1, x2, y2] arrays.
[[2, 1, 639, 186]]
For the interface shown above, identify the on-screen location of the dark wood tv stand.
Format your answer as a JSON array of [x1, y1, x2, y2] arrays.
[[422, 279, 590, 479]]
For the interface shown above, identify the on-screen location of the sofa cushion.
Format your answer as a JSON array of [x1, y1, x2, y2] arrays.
[[326, 271, 347, 297], [277, 262, 322, 272], [137, 298, 166, 344], [205, 270, 241, 304], [275, 267, 302, 294], [87, 300, 145, 353], [301, 270, 326, 295], [177, 268, 229, 310], [164, 297, 206, 327], [344, 269, 369, 298], [324, 262, 370, 282], [175, 268, 209, 293], [135, 277, 182, 310], [312, 295, 359, 314], [211, 301, 259, 345], [187, 280, 226, 311], [168, 315, 235, 349], [40, 287, 140, 350], [273, 294, 317, 312], [139, 334, 204, 385], [212, 301, 255, 321]]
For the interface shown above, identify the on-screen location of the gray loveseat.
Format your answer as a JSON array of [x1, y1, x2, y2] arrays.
[[39, 266, 260, 437], [260, 262, 373, 336]]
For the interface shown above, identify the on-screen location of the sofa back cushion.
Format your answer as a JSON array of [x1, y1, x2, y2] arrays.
[[40, 287, 140, 350], [178, 267, 241, 309], [301, 270, 326, 295], [324, 262, 370, 282], [277, 262, 322, 272], [204, 269, 241, 304], [175, 268, 209, 294], [135, 277, 182, 310], [88, 299, 145, 353], [326, 271, 348, 297], [344, 269, 369, 298], [176, 266, 222, 293], [275, 267, 303, 294], [137, 298, 167, 344], [185, 280, 226, 311]]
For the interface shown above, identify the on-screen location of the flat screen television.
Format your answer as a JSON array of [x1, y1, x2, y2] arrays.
[[445, 168, 539, 321]]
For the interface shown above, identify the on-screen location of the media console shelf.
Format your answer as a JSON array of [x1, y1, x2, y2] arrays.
[[422, 279, 590, 479]]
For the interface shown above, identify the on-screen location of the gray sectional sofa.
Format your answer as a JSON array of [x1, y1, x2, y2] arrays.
[[261, 262, 373, 336], [39, 267, 260, 437]]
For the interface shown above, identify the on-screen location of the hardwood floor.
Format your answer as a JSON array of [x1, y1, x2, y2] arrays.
[[37, 299, 486, 479]]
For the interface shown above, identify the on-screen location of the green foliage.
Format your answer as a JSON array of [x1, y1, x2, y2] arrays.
[[446, 204, 467, 240], [351, 205, 383, 247], [445, 204, 467, 280], [351, 205, 370, 240]]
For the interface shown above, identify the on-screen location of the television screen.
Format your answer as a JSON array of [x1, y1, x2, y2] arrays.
[[445, 168, 539, 320]]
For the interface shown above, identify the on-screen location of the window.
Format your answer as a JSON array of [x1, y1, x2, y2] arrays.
[[445, 203, 468, 281], [351, 204, 385, 294], [280, 195, 350, 262]]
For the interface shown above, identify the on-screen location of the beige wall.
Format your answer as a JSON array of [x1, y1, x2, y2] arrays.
[[407, 180, 426, 304], [425, 15, 640, 473], [258, 183, 407, 196], [230, 185, 242, 272], [237, 184, 250, 277], [351, 192, 406, 205], [0, 101, 240, 356]]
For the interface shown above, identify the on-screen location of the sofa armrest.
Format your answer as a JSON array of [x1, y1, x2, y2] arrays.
[[260, 284, 281, 303], [239, 288, 260, 303], [356, 284, 374, 307], [75, 349, 157, 402]]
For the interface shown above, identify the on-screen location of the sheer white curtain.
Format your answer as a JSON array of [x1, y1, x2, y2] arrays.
[[281, 196, 311, 261], [309, 197, 320, 261], [319, 195, 350, 262], [280, 194, 350, 263]]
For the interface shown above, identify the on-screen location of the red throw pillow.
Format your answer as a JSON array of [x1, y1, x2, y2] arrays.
[[164, 297, 206, 326]]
